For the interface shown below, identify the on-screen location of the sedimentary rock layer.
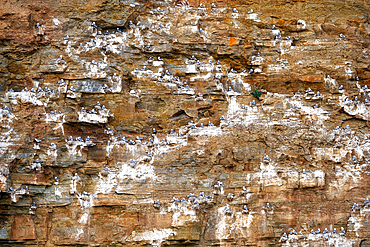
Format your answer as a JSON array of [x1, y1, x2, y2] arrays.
[[1, 0, 370, 246]]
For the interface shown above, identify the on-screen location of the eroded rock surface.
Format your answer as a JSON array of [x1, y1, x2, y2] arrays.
[[1, 0, 370, 246]]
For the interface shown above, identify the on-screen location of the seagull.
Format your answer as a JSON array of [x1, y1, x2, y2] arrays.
[[34, 138, 41, 143], [171, 197, 179, 202], [263, 155, 271, 162], [315, 229, 320, 234], [272, 25, 276, 29], [303, 169, 306, 174], [212, 3, 216, 8], [248, 9, 253, 13], [224, 206, 233, 215], [365, 198, 369, 204], [340, 227, 346, 234], [282, 233, 287, 238], [339, 85, 343, 90], [153, 200, 161, 209], [340, 34, 346, 38], [200, 3, 205, 8], [55, 177, 59, 182], [233, 8, 238, 13], [227, 193, 234, 201], [58, 55, 63, 60], [266, 203, 271, 208], [323, 228, 330, 233], [220, 116, 226, 120], [64, 35, 69, 40]]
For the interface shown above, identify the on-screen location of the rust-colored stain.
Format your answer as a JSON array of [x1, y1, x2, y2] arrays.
[[299, 75, 324, 83], [229, 36, 238, 46]]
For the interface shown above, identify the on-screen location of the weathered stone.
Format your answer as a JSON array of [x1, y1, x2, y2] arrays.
[[1, 0, 370, 246]]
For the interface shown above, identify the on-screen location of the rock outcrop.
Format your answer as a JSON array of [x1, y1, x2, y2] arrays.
[[1, 0, 370, 246]]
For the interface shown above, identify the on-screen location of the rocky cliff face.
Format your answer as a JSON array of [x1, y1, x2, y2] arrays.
[[1, 0, 370, 246]]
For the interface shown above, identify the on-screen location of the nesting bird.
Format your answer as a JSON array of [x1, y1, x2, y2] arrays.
[[224, 206, 233, 215], [153, 200, 161, 209], [227, 193, 234, 201], [263, 155, 271, 164], [242, 205, 249, 214]]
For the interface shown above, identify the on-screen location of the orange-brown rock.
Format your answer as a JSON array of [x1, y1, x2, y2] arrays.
[[1, 0, 370, 246]]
